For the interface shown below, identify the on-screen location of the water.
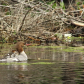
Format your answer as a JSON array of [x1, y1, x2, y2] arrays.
[[0, 44, 84, 84]]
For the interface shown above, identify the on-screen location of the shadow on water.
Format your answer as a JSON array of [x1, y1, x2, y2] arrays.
[[0, 44, 84, 84]]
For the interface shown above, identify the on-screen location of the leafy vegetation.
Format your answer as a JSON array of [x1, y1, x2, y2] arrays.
[[60, 1, 65, 9], [5, 11, 11, 15]]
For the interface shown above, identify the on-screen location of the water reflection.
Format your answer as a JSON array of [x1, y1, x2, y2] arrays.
[[0, 45, 84, 84], [27, 46, 83, 62], [7, 61, 28, 71]]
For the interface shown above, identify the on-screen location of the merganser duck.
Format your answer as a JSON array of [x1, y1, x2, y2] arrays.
[[0, 41, 28, 62]]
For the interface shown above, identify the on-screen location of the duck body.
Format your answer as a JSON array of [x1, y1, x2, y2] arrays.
[[0, 41, 28, 62], [6, 51, 28, 62], [15, 51, 28, 61]]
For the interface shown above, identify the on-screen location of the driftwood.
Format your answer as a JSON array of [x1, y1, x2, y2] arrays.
[[71, 20, 84, 27]]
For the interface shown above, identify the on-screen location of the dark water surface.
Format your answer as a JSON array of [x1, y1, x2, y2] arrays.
[[0, 45, 84, 84]]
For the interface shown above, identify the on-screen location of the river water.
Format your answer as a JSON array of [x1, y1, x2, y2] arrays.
[[0, 44, 84, 84]]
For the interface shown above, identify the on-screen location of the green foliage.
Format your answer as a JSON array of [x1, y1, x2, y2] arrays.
[[47, 0, 55, 5], [77, 2, 81, 5], [2, 3, 7, 6], [31, 13, 35, 17], [13, 31, 16, 35], [83, 1, 84, 4], [47, 0, 56, 9], [52, 2, 56, 8], [0, 37, 6, 43], [5, 11, 11, 15], [13, 40, 17, 43], [1, 2, 7, 6], [76, 2, 81, 10], [60, 1, 65, 9]]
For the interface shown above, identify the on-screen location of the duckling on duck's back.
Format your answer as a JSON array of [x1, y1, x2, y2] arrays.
[[0, 41, 28, 62]]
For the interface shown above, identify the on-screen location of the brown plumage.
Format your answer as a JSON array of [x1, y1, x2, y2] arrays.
[[16, 41, 25, 54]]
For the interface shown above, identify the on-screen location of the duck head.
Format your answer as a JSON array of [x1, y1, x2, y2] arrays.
[[16, 41, 25, 54]]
